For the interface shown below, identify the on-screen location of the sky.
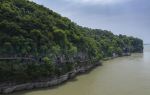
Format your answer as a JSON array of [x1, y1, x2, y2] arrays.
[[31, 0, 150, 44]]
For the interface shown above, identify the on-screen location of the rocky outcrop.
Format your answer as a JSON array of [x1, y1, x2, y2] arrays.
[[122, 52, 131, 56], [0, 61, 102, 94]]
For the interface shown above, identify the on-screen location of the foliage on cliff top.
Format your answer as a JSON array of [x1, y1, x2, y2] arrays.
[[0, 0, 143, 82]]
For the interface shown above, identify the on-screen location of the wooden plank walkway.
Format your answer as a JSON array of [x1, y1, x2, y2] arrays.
[[0, 57, 34, 60]]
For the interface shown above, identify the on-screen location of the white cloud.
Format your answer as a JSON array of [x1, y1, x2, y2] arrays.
[[65, 0, 131, 5]]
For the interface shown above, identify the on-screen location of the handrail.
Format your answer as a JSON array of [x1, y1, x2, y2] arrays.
[[0, 57, 34, 60]]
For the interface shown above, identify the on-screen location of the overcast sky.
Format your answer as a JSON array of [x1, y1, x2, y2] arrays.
[[31, 0, 150, 44]]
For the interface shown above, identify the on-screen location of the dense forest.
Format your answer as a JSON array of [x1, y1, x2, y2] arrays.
[[0, 0, 143, 82]]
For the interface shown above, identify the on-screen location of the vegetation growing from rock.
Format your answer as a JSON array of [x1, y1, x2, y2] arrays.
[[0, 0, 143, 82]]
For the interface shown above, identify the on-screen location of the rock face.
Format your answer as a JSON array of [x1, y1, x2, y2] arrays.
[[0, 62, 102, 94]]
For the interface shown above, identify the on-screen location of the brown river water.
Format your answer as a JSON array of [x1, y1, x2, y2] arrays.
[[10, 45, 150, 95]]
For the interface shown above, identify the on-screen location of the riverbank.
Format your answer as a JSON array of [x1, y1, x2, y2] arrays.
[[0, 53, 133, 94], [0, 61, 102, 94]]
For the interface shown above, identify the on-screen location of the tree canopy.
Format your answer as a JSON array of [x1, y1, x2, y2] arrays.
[[0, 0, 143, 82]]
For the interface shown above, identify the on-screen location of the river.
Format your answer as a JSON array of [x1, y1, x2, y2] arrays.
[[11, 45, 150, 95]]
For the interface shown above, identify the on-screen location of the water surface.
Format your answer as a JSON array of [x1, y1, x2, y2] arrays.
[[11, 45, 150, 95]]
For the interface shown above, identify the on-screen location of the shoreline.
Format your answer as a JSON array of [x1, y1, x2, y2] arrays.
[[0, 61, 102, 94], [0, 53, 131, 94]]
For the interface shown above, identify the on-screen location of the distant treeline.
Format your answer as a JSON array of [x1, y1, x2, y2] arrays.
[[0, 0, 143, 82]]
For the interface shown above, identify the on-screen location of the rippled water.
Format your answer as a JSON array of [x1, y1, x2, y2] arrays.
[[11, 45, 150, 95]]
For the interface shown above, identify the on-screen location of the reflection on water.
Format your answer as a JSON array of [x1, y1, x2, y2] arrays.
[[11, 45, 150, 95]]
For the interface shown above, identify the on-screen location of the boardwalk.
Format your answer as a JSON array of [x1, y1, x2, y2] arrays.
[[0, 57, 34, 60]]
